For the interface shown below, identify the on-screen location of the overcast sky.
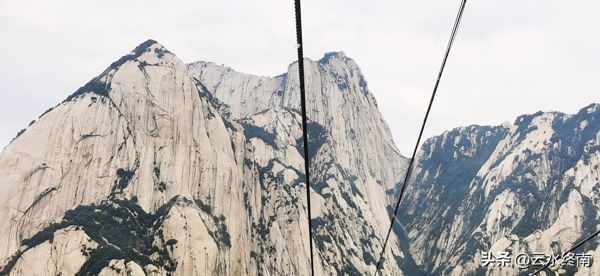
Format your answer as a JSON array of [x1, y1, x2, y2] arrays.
[[1, 0, 599, 156]]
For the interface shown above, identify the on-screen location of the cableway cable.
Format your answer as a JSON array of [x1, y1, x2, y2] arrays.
[[530, 228, 600, 275], [373, 0, 468, 274], [294, 0, 316, 275]]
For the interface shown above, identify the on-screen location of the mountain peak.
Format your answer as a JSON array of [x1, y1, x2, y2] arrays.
[[129, 39, 171, 56], [112, 39, 173, 68], [583, 102, 599, 114], [125, 39, 159, 54], [317, 51, 349, 65], [63, 40, 177, 103]]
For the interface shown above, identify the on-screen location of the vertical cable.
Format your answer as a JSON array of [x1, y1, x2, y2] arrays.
[[294, 0, 316, 275], [374, 0, 468, 274]]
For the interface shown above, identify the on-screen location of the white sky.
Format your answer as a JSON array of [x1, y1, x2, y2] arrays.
[[1, 0, 599, 156]]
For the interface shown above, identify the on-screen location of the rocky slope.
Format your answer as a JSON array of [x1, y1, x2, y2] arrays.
[[8, 38, 594, 276], [189, 53, 415, 275], [0, 40, 414, 275], [0, 40, 257, 276], [399, 104, 600, 276]]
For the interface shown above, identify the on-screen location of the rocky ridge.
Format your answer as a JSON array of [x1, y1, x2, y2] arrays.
[[399, 104, 600, 276], [0, 40, 414, 275], [6, 38, 593, 276], [189, 52, 415, 275]]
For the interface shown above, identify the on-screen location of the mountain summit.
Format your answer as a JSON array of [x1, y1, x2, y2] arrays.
[[0, 39, 254, 275], [0, 40, 413, 276], [6, 39, 595, 276], [399, 103, 600, 275]]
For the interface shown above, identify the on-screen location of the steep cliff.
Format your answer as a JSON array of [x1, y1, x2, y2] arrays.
[[0, 41, 413, 275], [189, 52, 414, 275], [400, 104, 600, 276]]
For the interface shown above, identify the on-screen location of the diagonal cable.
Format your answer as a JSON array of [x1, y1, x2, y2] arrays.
[[530, 228, 600, 275], [374, 0, 468, 274], [294, 0, 316, 275]]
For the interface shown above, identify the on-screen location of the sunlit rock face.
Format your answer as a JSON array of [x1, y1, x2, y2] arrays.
[[3, 38, 599, 276], [399, 104, 600, 275], [189, 52, 415, 275], [0, 41, 415, 275], [0, 40, 257, 276]]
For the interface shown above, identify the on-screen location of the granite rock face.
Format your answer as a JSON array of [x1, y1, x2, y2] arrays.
[[399, 105, 600, 275], [6, 38, 594, 276], [189, 52, 414, 275], [0, 41, 413, 275], [0, 40, 255, 276]]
